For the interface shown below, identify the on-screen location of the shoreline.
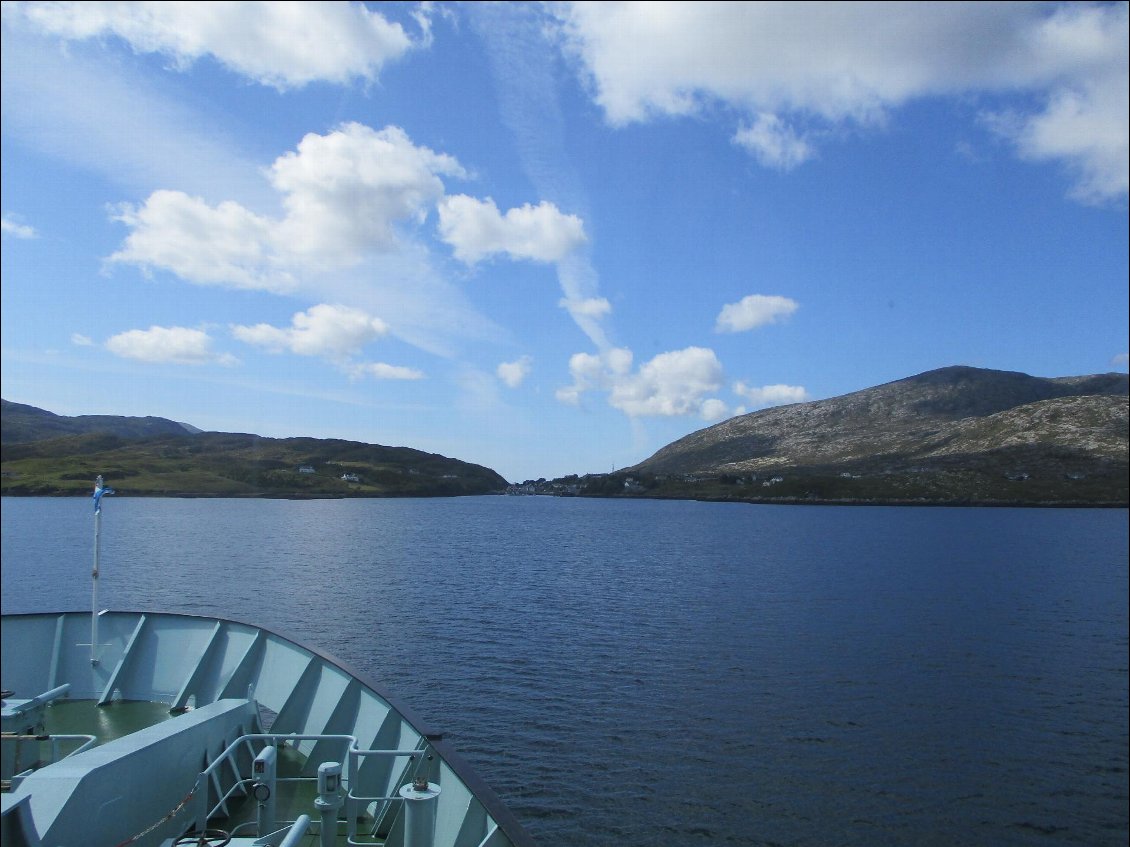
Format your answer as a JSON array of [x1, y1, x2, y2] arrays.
[[2, 490, 1125, 508]]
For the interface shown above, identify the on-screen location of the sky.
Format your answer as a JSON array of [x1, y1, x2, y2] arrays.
[[1, 1, 1127, 483]]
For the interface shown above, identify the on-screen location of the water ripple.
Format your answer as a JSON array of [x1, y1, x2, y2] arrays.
[[2, 497, 1127, 846]]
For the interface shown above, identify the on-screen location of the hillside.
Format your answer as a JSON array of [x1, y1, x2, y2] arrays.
[[5, 366, 1127, 505], [0, 403, 507, 498], [616, 366, 1128, 505], [1, 399, 196, 444]]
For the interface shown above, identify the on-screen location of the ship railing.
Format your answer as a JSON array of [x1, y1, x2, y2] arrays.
[[192, 732, 431, 844], [345, 743, 432, 844], [1, 732, 98, 791]]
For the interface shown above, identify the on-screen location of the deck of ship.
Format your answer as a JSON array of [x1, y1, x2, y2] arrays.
[[2, 611, 533, 847]]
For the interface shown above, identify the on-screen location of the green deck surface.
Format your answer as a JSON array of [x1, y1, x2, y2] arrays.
[[22, 700, 380, 845]]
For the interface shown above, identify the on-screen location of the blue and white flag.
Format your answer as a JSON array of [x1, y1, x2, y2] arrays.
[[93, 475, 115, 513]]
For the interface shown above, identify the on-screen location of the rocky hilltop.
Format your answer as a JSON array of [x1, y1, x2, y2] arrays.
[[619, 366, 1128, 505]]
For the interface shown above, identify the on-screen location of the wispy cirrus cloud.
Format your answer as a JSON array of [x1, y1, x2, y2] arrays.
[[559, 296, 611, 320], [469, 3, 613, 354], [1, 17, 273, 203]]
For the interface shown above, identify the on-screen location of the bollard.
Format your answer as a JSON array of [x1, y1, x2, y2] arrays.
[[399, 777, 442, 847]]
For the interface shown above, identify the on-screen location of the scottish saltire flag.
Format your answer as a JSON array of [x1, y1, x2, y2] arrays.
[[93, 475, 115, 513]]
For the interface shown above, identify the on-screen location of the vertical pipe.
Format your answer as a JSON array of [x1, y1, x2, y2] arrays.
[[318, 803, 337, 847], [253, 744, 277, 836], [346, 749, 360, 842], [315, 762, 343, 847]]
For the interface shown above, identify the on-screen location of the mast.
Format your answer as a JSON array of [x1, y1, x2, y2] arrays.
[[91, 475, 113, 665]]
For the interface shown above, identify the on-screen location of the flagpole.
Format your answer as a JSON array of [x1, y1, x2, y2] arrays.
[[89, 475, 114, 664], [91, 475, 103, 665]]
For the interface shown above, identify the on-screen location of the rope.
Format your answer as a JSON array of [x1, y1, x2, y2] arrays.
[[113, 780, 199, 847]]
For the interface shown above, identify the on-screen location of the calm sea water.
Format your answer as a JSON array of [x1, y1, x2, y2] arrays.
[[2, 496, 1127, 846]]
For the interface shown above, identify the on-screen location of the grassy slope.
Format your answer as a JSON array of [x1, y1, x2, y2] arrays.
[[1, 431, 508, 498]]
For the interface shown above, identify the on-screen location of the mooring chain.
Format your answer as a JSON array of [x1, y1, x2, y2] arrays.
[[113, 780, 200, 847]]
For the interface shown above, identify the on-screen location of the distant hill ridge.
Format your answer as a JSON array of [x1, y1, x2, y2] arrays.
[[629, 365, 1129, 480], [0, 399, 507, 497], [3, 364, 1128, 504], [1, 399, 197, 444]]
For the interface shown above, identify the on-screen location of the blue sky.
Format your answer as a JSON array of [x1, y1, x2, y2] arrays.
[[2, 2, 1127, 483]]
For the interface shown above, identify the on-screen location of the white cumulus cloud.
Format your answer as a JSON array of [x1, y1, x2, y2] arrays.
[[733, 381, 809, 409], [100, 122, 547, 358], [108, 189, 289, 291], [716, 294, 799, 333], [437, 195, 587, 264], [270, 124, 465, 263], [555, 346, 633, 406], [558, 345, 725, 418], [231, 304, 388, 361], [553, 1, 1129, 199], [108, 124, 467, 287], [988, 63, 1130, 203], [733, 114, 815, 170], [106, 123, 466, 294], [699, 398, 731, 421], [609, 347, 725, 417], [105, 325, 237, 366], [11, 0, 421, 90], [497, 355, 533, 388], [1, 213, 38, 239], [234, 305, 429, 382], [349, 362, 425, 381]]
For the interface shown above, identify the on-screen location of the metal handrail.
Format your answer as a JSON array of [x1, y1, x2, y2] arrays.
[[345, 744, 430, 842], [191, 731, 432, 842], [2, 732, 99, 789]]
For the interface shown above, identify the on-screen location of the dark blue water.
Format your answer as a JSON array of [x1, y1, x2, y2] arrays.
[[2, 497, 1127, 846]]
